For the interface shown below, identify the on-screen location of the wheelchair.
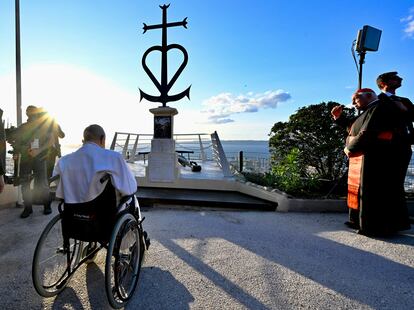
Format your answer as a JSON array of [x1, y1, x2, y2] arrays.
[[32, 175, 149, 309]]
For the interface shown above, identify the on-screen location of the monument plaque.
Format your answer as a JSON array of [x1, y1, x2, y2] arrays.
[[154, 116, 171, 139]]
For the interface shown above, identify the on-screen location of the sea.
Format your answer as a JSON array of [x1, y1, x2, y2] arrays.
[[58, 140, 271, 173], [59, 140, 270, 157], [216, 140, 269, 158]]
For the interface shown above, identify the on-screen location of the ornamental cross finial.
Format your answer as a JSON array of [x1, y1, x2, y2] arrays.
[[139, 4, 191, 107]]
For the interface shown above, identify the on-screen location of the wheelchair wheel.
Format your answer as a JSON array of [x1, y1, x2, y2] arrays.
[[32, 214, 83, 297], [105, 213, 143, 309]]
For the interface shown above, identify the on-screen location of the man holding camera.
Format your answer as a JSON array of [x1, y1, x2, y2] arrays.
[[13, 106, 52, 218]]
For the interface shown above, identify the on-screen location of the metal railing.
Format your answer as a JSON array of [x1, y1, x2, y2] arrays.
[[226, 152, 270, 173], [211, 131, 232, 177], [110, 132, 233, 176], [110, 132, 153, 162]]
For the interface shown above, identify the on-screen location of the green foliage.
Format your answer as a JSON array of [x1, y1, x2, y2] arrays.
[[271, 148, 303, 193], [267, 101, 354, 196], [242, 171, 278, 187]]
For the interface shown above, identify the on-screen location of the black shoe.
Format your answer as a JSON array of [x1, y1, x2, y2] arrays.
[[357, 229, 366, 235], [344, 221, 359, 229], [20, 207, 33, 218], [357, 229, 391, 238], [43, 205, 52, 215]]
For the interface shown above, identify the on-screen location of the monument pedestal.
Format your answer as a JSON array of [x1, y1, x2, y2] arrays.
[[147, 106, 179, 183]]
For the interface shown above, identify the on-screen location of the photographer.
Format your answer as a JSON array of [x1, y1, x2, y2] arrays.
[[13, 106, 52, 218]]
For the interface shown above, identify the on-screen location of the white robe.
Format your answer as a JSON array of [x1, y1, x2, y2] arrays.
[[53, 142, 137, 203]]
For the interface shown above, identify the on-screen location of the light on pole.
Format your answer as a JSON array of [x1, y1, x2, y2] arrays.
[[353, 25, 382, 90]]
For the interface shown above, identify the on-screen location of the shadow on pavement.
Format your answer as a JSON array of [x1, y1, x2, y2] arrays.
[[158, 238, 267, 309], [85, 262, 111, 309], [150, 211, 414, 309], [128, 266, 194, 309], [51, 287, 84, 310], [378, 233, 414, 246]]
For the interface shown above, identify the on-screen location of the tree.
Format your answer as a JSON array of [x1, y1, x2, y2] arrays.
[[269, 101, 355, 182]]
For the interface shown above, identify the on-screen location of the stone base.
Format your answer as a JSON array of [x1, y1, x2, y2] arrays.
[[147, 139, 179, 183]]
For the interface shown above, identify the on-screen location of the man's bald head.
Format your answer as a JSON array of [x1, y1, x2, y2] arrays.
[[83, 124, 106, 147]]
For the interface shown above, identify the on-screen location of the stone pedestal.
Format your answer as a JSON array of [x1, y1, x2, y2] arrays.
[[147, 106, 179, 182]]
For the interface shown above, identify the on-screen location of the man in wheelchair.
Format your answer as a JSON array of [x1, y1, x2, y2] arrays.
[[53, 124, 147, 245], [33, 124, 149, 308]]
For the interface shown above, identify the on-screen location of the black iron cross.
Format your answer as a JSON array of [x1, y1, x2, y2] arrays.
[[139, 4, 191, 107]]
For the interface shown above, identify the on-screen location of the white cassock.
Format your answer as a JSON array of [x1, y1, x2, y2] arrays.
[[53, 142, 137, 203]]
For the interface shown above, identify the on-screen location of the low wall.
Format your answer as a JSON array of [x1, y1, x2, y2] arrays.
[[0, 184, 18, 209], [284, 198, 347, 212], [136, 175, 348, 213], [235, 180, 347, 212]]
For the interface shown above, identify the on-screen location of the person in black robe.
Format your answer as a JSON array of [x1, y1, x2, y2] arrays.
[[339, 88, 411, 236], [376, 72, 414, 228], [331, 89, 376, 229]]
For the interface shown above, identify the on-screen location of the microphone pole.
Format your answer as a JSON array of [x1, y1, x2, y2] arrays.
[[357, 50, 366, 90], [357, 50, 366, 115]]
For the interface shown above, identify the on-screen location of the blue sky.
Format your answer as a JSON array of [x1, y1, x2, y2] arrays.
[[1, 1, 414, 145]]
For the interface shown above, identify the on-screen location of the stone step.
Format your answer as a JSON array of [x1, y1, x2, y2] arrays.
[[136, 187, 277, 211]]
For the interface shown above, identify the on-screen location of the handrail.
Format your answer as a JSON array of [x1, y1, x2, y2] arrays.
[[111, 132, 212, 159], [211, 131, 232, 177]]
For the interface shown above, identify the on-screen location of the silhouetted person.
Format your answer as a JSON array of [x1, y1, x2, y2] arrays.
[[14, 106, 52, 218]]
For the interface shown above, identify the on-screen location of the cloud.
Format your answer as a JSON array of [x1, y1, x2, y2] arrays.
[[202, 89, 291, 124], [401, 7, 414, 38], [208, 115, 235, 124]]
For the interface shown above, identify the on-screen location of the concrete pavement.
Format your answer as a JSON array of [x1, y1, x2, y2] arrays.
[[1, 202, 414, 309]]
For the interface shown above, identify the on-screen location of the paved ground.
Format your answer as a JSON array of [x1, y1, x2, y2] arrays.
[[1, 202, 414, 310]]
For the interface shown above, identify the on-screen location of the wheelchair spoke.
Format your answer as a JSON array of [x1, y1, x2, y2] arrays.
[[32, 214, 83, 297]]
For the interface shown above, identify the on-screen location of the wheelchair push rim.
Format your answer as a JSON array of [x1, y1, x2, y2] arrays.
[[32, 214, 83, 297], [105, 213, 143, 308]]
